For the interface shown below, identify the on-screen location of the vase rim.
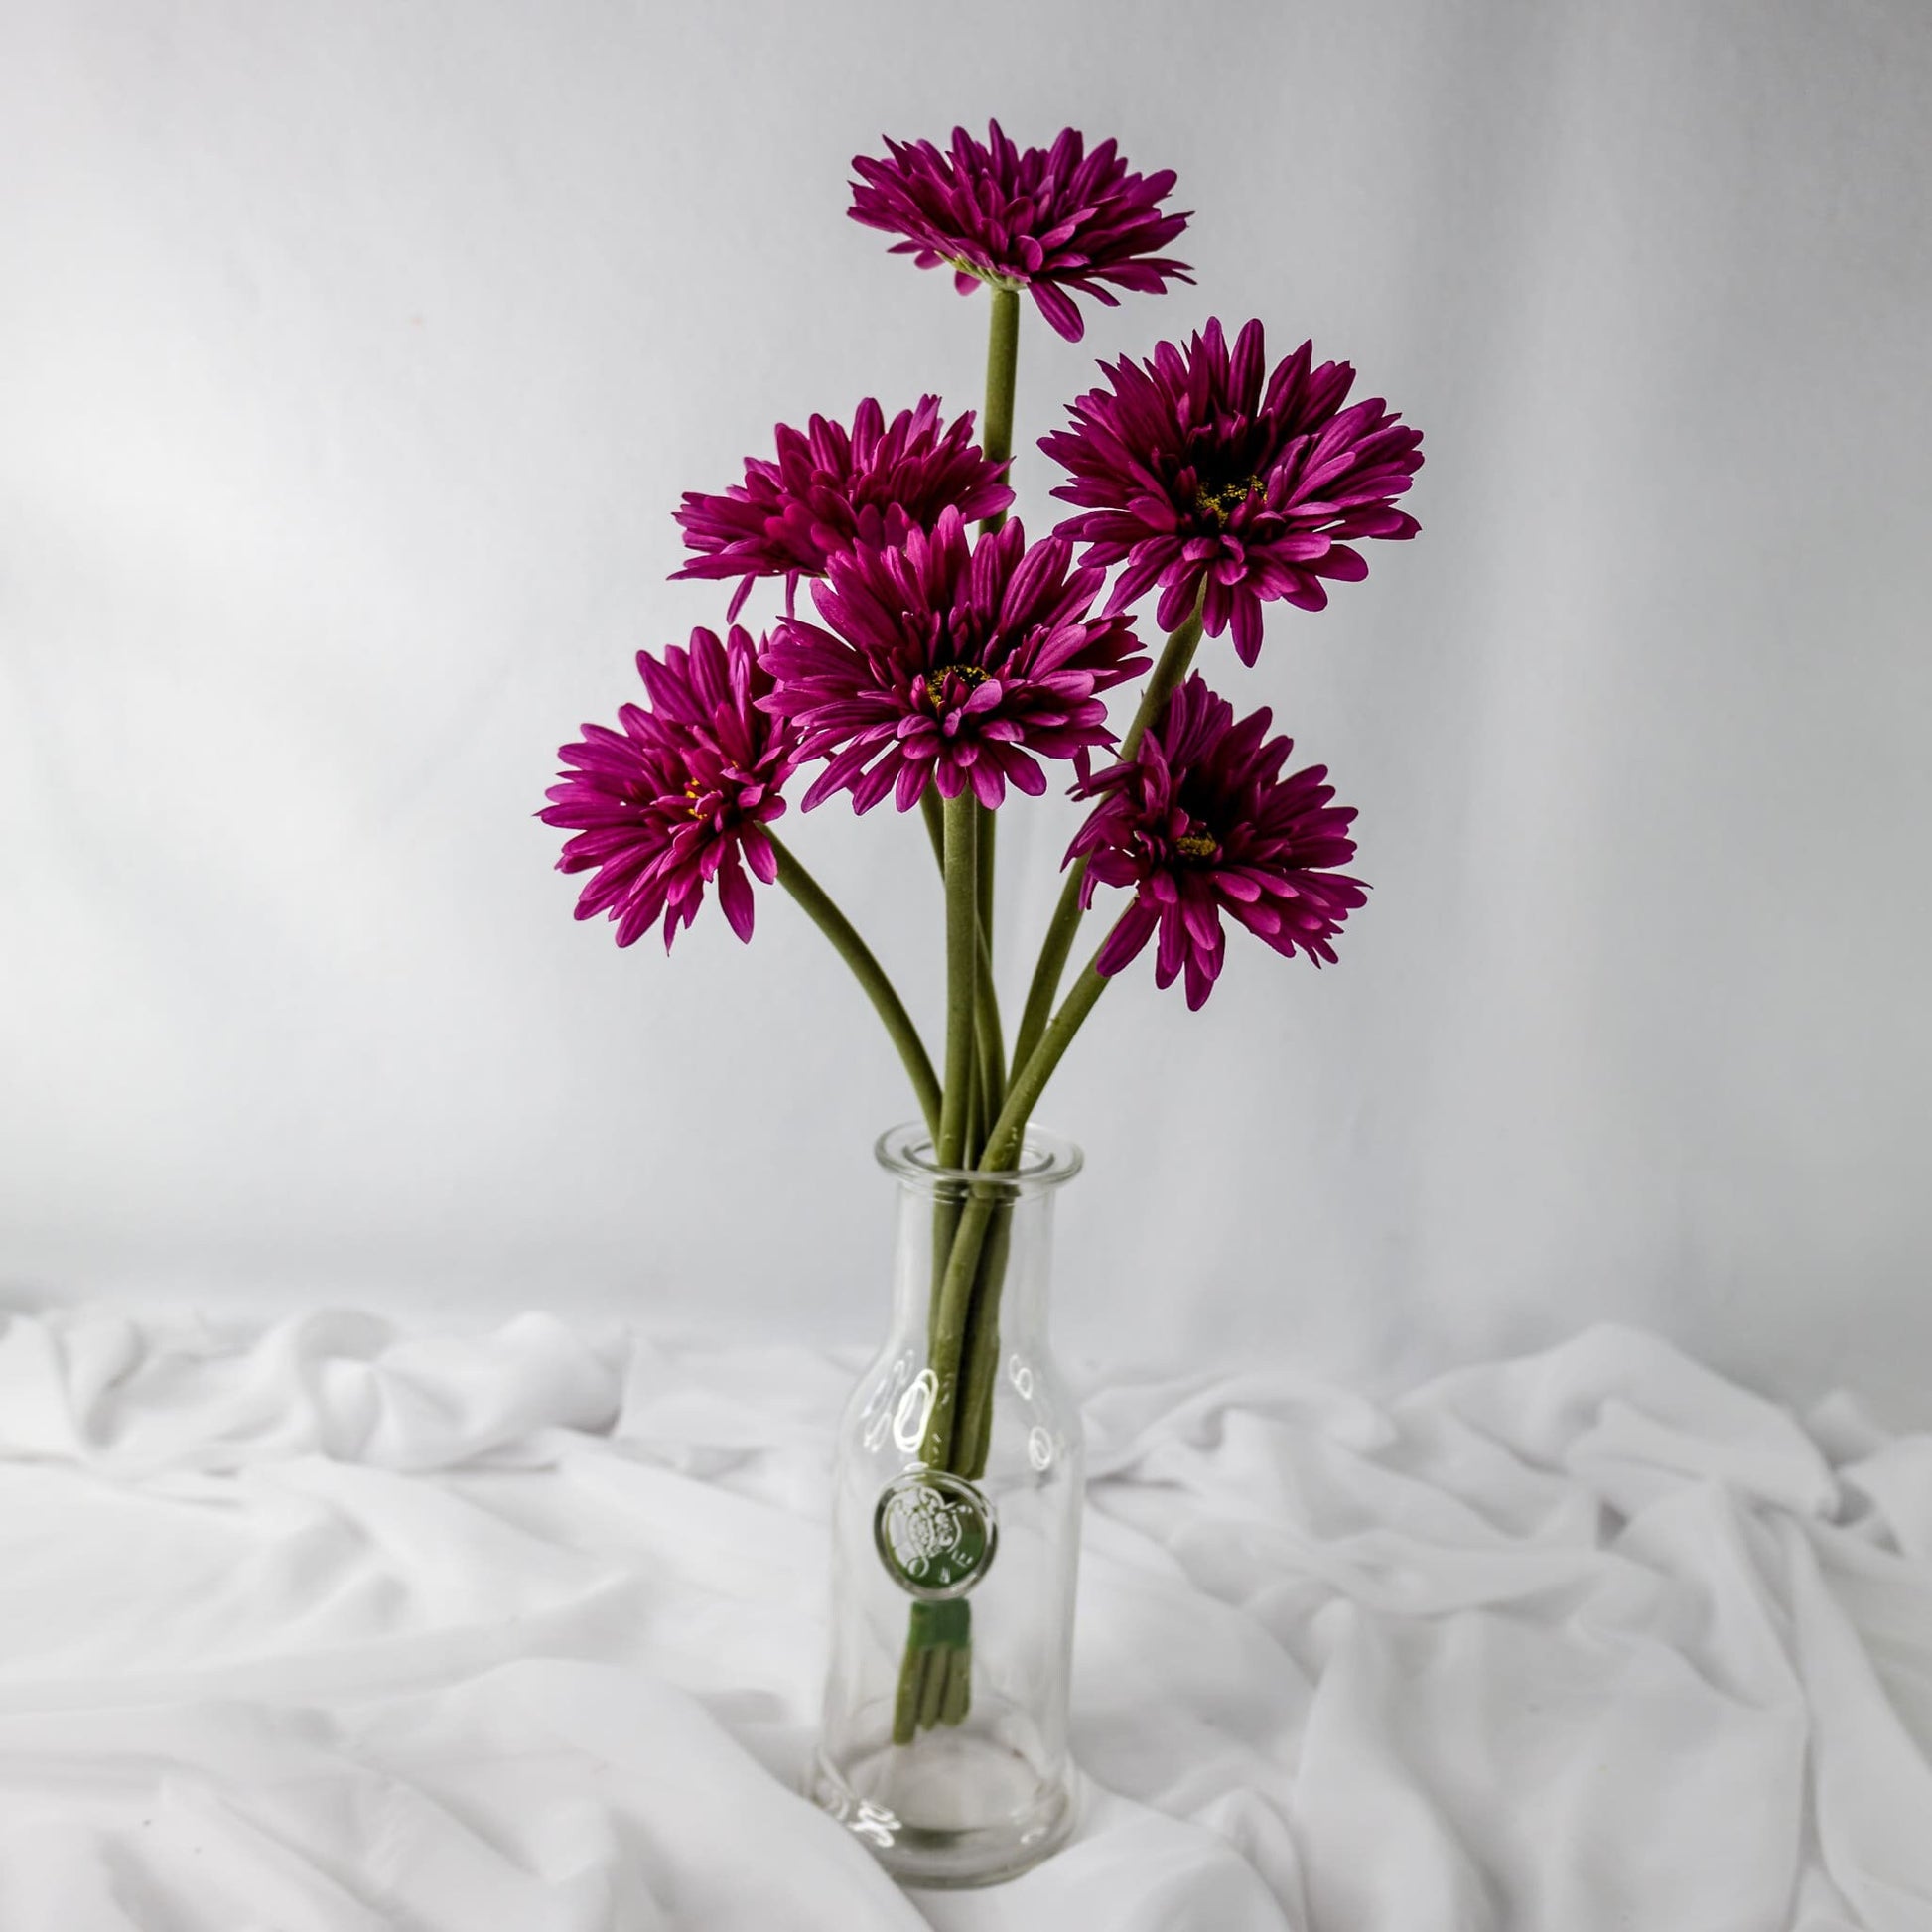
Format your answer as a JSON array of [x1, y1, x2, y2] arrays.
[[874, 1121, 1084, 1193]]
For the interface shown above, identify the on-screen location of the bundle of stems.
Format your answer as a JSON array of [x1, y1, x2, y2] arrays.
[[765, 287, 1208, 1741]]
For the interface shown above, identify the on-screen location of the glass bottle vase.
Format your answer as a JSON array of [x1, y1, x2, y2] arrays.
[[807, 1123, 1086, 1888]]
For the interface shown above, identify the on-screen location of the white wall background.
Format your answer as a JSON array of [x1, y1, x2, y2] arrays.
[[3, 1, 1928, 1419]]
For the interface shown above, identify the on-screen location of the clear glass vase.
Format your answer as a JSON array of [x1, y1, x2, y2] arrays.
[[808, 1122, 1086, 1888]]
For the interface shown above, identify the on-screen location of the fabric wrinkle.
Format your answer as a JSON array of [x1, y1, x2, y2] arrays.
[[0, 1308, 1925, 1928]]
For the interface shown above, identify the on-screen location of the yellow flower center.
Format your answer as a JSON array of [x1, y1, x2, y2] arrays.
[[1173, 832, 1219, 862], [923, 663, 991, 710], [1193, 475, 1265, 530]]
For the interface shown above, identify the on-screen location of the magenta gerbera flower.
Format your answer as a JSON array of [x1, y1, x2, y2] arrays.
[[541, 625, 797, 950], [848, 122, 1192, 343], [1041, 318, 1425, 665], [1067, 673, 1366, 1009], [672, 396, 1014, 622], [759, 506, 1149, 813]]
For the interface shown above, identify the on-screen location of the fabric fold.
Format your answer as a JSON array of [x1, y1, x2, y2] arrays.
[[0, 1308, 1926, 1929]]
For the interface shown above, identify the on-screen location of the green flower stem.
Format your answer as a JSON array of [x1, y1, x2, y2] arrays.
[[925, 794, 978, 1346], [955, 1199, 1015, 1481], [1009, 604, 1206, 1078], [983, 948, 1115, 1173], [893, 1653, 921, 1743], [938, 792, 980, 1173], [979, 286, 1021, 532], [978, 803, 998, 941], [964, 1050, 985, 1168], [976, 805, 1004, 1111], [894, 1614, 969, 1743], [911, 791, 981, 1482], [920, 1199, 1015, 1734], [939, 1645, 972, 1725], [893, 1185, 1011, 1738], [768, 835, 940, 1144], [972, 281, 1017, 1130], [918, 1188, 995, 1470], [918, 942, 1115, 1474], [918, 1649, 946, 1727], [973, 954, 1004, 1153], [920, 789, 1005, 1158], [920, 786, 946, 868], [902, 796, 1004, 1729], [1008, 876, 1085, 1108], [898, 278, 1023, 1744], [899, 945, 1115, 1737], [1120, 603, 1208, 763]]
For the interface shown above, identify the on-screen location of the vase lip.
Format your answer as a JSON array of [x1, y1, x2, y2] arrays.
[[874, 1121, 1084, 1193]]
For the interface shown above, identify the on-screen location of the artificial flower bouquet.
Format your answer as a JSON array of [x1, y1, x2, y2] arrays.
[[543, 121, 1422, 1886]]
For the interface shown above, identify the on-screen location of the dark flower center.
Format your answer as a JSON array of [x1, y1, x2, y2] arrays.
[[1173, 831, 1220, 863], [922, 662, 991, 711], [1192, 474, 1264, 530]]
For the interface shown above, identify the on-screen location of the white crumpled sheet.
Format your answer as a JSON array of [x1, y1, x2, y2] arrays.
[[0, 1310, 1928, 1930]]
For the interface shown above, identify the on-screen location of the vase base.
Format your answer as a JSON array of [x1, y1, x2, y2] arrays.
[[806, 1741, 1077, 1888]]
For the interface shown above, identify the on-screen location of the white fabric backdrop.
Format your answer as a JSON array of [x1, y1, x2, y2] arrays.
[[3, 1307, 1930, 1929], [3, 2, 1930, 1414]]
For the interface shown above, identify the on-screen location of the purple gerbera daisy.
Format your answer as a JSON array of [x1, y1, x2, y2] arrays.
[[1041, 318, 1425, 665], [672, 396, 1014, 622], [541, 625, 797, 949], [848, 121, 1192, 343], [760, 506, 1149, 813], [1067, 673, 1366, 1009]]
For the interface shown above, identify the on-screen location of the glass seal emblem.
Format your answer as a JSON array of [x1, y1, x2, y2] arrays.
[[874, 1469, 998, 1600]]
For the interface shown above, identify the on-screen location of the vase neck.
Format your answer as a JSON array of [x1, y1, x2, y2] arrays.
[[889, 1179, 1061, 1347], [874, 1122, 1081, 1353]]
